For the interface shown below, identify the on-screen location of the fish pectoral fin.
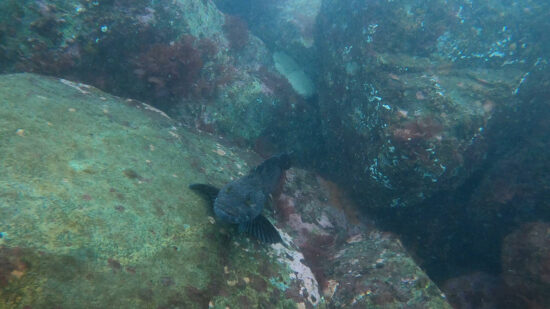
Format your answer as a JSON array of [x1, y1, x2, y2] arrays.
[[189, 183, 220, 205], [239, 215, 282, 244]]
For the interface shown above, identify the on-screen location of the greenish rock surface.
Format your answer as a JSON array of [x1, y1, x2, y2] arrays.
[[0, 73, 318, 308]]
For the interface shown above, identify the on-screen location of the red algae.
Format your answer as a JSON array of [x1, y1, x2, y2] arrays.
[[299, 233, 336, 290], [0, 246, 28, 287], [391, 116, 443, 143], [223, 15, 249, 51], [134, 35, 203, 99]]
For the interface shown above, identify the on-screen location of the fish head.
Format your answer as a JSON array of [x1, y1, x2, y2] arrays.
[[277, 152, 292, 170]]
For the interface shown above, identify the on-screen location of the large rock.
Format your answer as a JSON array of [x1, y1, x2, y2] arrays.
[[316, 55, 525, 209], [314, 0, 547, 209], [468, 61, 550, 222], [0, 73, 317, 308], [374, 59, 550, 307]]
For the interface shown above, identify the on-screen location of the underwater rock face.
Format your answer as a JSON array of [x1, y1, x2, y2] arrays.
[[314, 0, 547, 210], [442, 272, 505, 309], [468, 62, 550, 225], [502, 222, 550, 308], [0, 73, 318, 308]]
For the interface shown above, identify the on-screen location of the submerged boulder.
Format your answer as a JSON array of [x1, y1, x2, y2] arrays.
[[314, 0, 543, 210], [0, 73, 313, 308]]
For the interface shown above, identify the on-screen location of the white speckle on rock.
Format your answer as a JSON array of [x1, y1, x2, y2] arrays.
[[272, 231, 320, 306], [317, 213, 333, 228], [141, 102, 171, 119], [15, 129, 25, 137], [59, 78, 91, 94]]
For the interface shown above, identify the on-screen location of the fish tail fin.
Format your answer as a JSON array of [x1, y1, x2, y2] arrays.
[[189, 183, 220, 205], [239, 215, 282, 244]]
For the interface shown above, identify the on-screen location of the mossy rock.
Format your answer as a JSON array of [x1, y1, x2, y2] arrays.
[[0, 73, 320, 308]]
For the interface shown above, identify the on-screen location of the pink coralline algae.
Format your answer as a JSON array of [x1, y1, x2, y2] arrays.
[[391, 116, 443, 143]]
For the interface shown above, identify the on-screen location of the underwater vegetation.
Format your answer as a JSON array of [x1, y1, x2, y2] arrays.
[[134, 36, 203, 99], [223, 15, 249, 51], [132, 35, 226, 102]]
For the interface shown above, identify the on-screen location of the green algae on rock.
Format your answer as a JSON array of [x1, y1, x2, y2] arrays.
[[0, 73, 321, 308]]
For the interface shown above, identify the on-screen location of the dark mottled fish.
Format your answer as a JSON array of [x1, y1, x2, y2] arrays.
[[189, 153, 291, 243]]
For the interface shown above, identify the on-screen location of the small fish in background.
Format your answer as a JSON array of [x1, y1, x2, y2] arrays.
[[189, 153, 291, 243]]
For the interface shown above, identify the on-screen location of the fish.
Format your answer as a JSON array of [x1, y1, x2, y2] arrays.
[[189, 153, 291, 243]]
